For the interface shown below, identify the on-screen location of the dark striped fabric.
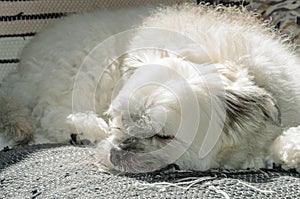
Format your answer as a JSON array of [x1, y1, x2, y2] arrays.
[[0, 59, 19, 64], [0, 13, 67, 21], [0, 32, 36, 38], [250, 0, 300, 46]]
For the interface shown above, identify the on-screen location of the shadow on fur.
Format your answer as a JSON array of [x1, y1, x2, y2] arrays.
[[0, 96, 34, 146]]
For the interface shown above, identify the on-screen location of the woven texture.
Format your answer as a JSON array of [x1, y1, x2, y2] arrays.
[[0, 144, 299, 198]]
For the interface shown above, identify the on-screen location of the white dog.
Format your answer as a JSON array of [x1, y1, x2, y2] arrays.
[[1, 4, 300, 173]]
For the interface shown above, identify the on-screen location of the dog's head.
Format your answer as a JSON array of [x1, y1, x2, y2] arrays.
[[96, 51, 281, 173], [93, 49, 218, 172]]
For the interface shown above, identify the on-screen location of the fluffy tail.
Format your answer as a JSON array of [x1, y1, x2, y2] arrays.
[[0, 96, 34, 147]]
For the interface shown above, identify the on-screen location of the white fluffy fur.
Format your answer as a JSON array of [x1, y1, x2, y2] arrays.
[[0, 4, 300, 173]]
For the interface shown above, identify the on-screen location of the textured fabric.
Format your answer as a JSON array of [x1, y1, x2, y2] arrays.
[[0, 144, 299, 198], [249, 0, 300, 47]]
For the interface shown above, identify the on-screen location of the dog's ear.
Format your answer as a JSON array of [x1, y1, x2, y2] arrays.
[[222, 86, 281, 133]]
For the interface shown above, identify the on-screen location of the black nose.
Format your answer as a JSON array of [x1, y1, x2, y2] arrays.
[[81, 139, 92, 146], [110, 147, 125, 167], [118, 137, 137, 150]]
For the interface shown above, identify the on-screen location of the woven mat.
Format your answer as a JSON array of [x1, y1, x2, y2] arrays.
[[0, 144, 299, 198]]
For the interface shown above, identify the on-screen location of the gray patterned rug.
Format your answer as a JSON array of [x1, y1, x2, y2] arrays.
[[0, 144, 299, 198]]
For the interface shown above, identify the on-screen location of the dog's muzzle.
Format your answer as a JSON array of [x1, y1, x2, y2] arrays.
[[109, 145, 169, 173], [96, 134, 174, 173]]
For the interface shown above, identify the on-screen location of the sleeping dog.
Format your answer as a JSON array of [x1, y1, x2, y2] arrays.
[[1, 4, 300, 173]]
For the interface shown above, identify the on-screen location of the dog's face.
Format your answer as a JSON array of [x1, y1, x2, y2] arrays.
[[96, 55, 203, 173], [95, 115, 176, 173]]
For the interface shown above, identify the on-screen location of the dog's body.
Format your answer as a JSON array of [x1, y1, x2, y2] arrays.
[[1, 4, 300, 173]]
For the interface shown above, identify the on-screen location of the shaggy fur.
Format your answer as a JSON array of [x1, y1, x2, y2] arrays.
[[0, 4, 300, 173]]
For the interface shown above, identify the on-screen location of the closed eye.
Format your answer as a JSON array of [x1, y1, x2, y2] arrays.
[[153, 134, 174, 140], [109, 126, 122, 131]]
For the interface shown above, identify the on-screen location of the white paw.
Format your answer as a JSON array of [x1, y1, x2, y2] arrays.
[[67, 112, 109, 145], [270, 126, 300, 172]]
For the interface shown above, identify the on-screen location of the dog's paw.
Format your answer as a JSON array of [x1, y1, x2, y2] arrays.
[[270, 126, 300, 172], [67, 112, 109, 146], [69, 133, 93, 146]]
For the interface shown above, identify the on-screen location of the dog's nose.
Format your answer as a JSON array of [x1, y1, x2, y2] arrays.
[[118, 137, 137, 150], [110, 147, 125, 167]]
